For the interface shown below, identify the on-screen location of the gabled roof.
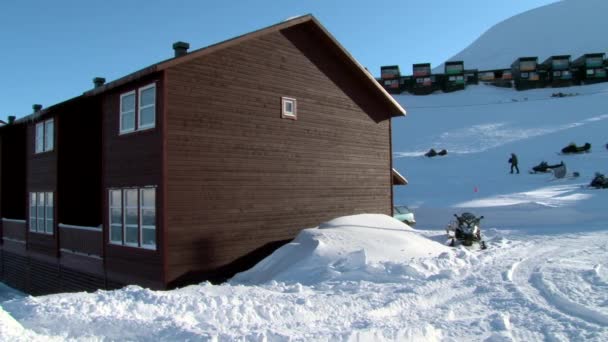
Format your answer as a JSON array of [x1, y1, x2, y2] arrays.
[[85, 14, 405, 117], [11, 15, 405, 125]]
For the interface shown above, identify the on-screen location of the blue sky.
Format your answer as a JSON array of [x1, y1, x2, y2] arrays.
[[1, 0, 557, 119]]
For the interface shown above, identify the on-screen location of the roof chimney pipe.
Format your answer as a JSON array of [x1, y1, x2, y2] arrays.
[[93, 77, 106, 88], [33, 104, 43, 112], [172, 41, 190, 57], [8, 116, 16, 124]]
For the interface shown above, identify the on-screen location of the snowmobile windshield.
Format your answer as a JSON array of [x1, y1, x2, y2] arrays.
[[458, 213, 479, 227]]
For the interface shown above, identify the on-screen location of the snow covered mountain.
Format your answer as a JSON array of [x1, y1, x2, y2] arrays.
[[440, 0, 608, 71]]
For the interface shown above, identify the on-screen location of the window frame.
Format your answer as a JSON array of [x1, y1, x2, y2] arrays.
[[44, 119, 54, 152], [119, 90, 136, 135], [109, 189, 123, 245], [139, 188, 157, 250], [29, 191, 53, 235], [119, 83, 157, 135], [281, 97, 297, 120], [35, 122, 44, 154], [137, 83, 156, 131], [123, 189, 140, 247], [108, 186, 157, 251]]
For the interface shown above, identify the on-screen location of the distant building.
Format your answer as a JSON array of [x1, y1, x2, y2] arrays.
[[411, 63, 437, 95], [380, 65, 401, 94], [540, 55, 573, 87], [572, 53, 606, 85], [511, 57, 541, 90], [443, 61, 465, 92]]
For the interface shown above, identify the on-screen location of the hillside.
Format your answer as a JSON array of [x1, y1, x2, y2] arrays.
[[441, 0, 608, 71]]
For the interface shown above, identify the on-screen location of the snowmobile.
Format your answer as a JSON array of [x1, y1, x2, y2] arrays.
[[446, 212, 487, 249]]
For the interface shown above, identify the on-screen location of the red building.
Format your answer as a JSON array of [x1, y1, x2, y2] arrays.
[[0, 15, 405, 294]]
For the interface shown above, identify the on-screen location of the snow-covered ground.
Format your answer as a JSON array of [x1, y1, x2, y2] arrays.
[[2, 0, 608, 339], [2, 82, 607, 341]]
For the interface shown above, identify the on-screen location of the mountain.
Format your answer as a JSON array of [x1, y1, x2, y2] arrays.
[[441, 0, 608, 71]]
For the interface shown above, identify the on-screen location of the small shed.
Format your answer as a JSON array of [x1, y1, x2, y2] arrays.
[[540, 55, 573, 87], [443, 61, 465, 92], [572, 53, 606, 85], [511, 57, 541, 90]]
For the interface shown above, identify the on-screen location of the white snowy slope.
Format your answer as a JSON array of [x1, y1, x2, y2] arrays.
[[440, 0, 608, 71]]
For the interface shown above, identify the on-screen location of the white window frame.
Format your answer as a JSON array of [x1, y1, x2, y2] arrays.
[[45, 192, 54, 234], [35, 122, 44, 153], [29, 192, 53, 235], [108, 186, 157, 250], [119, 90, 136, 134], [281, 97, 297, 119], [44, 119, 54, 152], [138, 83, 156, 130], [140, 188, 156, 250], [124, 189, 139, 247], [109, 189, 123, 245], [35, 119, 55, 154], [29, 193, 37, 232]]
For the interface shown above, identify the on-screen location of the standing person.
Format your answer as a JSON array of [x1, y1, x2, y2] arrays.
[[509, 153, 520, 174]]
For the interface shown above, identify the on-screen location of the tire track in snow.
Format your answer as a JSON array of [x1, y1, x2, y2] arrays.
[[509, 241, 608, 330]]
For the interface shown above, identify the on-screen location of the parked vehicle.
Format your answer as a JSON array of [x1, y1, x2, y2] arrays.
[[393, 206, 416, 226]]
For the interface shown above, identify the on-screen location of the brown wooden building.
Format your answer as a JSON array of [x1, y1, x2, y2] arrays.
[[0, 15, 406, 294]]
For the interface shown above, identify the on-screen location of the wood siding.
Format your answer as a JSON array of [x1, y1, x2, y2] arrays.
[[165, 23, 393, 284], [101, 73, 164, 287], [58, 97, 102, 228], [59, 226, 102, 256], [26, 119, 58, 257], [2, 220, 27, 242], [0, 124, 27, 220]]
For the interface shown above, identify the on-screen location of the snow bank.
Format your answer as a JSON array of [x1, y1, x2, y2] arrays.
[[232, 214, 462, 285]]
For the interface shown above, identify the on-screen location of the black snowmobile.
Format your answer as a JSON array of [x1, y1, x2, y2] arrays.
[[446, 212, 487, 249]]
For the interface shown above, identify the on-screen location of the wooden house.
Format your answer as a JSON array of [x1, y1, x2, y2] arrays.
[[443, 61, 465, 92], [511, 57, 541, 90], [411, 63, 437, 95], [572, 53, 606, 85], [540, 55, 573, 87], [0, 15, 406, 294], [380, 65, 401, 94]]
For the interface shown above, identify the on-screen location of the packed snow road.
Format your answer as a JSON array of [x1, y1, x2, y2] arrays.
[[1, 227, 606, 341]]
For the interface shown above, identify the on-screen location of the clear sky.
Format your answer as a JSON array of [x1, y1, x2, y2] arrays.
[[1, 0, 558, 119]]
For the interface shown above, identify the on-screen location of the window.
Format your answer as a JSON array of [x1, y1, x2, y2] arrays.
[[44, 119, 54, 151], [109, 190, 123, 244], [35, 123, 44, 153], [29, 192, 53, 234], [140, 188, 156, 249], [587, 69, 595, 75], [120, 91, 136, 134], [45, 193, 54, 234], [35, 119, 54, 154], [281, 97, 297, 119], [120, 83, 156, 134], [138, 84, 156, 129], [521, 72, 529, 78], [108, 187, 156, 250]]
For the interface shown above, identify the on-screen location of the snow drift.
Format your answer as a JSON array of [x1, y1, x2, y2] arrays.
[[231, 214, 460, 285]]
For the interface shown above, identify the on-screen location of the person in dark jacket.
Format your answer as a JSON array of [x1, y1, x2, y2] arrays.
[[509, 153, 519, 174]]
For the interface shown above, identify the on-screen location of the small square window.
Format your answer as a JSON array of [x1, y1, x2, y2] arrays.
[[281, 97, 297, 119]]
